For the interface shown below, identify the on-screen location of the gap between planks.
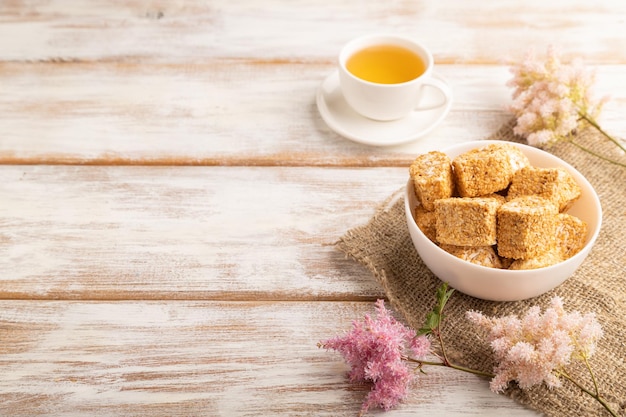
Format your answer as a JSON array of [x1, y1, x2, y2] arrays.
[[0, 157, 415, 167], [0, 293, 387, 303]]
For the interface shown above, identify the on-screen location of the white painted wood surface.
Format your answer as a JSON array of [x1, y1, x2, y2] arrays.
[[1, 1, 624, 415]]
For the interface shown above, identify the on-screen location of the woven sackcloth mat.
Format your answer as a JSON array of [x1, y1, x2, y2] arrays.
[[336, 120, 626, 417]]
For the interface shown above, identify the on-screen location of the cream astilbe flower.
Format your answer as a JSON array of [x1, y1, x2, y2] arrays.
[[319, 299, 431, 415], [507, 46, 607, 147], [466, 296, 603, 393]]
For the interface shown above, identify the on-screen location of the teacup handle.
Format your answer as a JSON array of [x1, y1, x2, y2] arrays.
[[414, 77, 453, 111]]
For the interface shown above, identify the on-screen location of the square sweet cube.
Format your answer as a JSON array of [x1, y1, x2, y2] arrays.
[[409, 151, 454, 211], [434, 197, 500, 246], [484, 142, 530, 172], [452, 145, 515, 197], [507, 166, 582, 212], [479, 193, 506, 205], [498, 255, 514, 269], [496, 196, 559, 259], [439, 244, 503, 268], [413, 205, 438, 242], [556, 213, 588, 259], [508, 248, 562, 270]]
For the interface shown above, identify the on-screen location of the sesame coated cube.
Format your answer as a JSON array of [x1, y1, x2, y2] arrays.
[[434, 197, 500, 246], [498, 256, 514, 269], [478, 193, 507, 205], [409, 151, 454, 211], [483, 142, 530, 174], [413, 205, 438, 242], [508, 248, 562, 270], [439, 244, 503, 268], [507, 166, 582, 212], [452, 145, 515, 197], [496, 196, 559, 259], [556, 213, 588, 259]]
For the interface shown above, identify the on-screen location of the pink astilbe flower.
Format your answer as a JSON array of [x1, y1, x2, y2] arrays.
[[507, 46, 607, 147], [466, 296, 603, 393], [319, 299, 431, 415]]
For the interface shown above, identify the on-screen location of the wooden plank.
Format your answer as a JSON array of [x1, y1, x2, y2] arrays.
[[0, 61, 505, 165], [1, 63, 624, 165], [0, 0, 625, 64], [0, 300, 538, 416], [0, 3, 620, 417], [0, 165, 414, 301]]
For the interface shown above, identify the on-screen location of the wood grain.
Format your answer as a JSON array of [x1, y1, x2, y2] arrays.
[[0, 165, 410, 301], [2, 1, 624, 416], [0, 61, 504, 165], [1, 63, 623, 166], [1, 0, 625, 64], [0, 300, 539, 417]]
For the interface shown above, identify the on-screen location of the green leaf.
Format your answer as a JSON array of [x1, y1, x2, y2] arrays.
[[426, 311, 440, 329], [418, 283, 455, 335]]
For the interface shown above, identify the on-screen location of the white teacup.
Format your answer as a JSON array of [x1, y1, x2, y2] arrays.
[[338, 34, 452, 121]]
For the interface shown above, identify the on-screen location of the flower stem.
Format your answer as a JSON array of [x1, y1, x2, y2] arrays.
[[579, 112, 626, 153], [575, 112, 626, 168], [583, 354, 601, 399], [407, 357, 495, 379], [568, 140, 626, 168], [433, 284, 454, 368], [558, 369, 618, 417], [436, 329, 451, 367]]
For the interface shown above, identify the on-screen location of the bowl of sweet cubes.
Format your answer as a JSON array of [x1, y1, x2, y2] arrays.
[[404, 140, 602, 301]]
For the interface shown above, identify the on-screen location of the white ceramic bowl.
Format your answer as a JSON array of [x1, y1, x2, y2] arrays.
[[404, 140, 602, 301]]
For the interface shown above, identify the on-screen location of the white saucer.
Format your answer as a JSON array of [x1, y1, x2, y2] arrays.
[[316, 71, 453, 146]]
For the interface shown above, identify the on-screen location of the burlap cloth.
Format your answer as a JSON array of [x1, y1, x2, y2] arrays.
[[336, 120, 626, 417]]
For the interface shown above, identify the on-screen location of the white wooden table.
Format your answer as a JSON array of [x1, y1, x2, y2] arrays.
[[1, 1, 624, 415]]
